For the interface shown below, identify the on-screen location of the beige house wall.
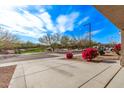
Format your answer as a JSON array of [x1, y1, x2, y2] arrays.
[[121, 29, 124, 66]]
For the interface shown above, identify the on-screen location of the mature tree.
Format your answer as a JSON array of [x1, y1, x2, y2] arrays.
[[21, 41, 37, 48], [108, 36, 117, 47], [0, 28, 20, 50], [39, 33, 62, 51], [71, 34, 90, 49], [70, 34, 98, 49], [60, 36, 71, 48]]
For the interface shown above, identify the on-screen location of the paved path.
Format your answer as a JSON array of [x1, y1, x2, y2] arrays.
[[0, 53, 58, 64], [0, 53, 122, 88], [0, 55, 120, 88]]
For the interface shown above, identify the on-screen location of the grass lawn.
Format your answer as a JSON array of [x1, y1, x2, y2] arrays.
[[20, 48, 45, 54]]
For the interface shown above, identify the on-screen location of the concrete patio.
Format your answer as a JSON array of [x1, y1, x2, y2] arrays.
[[0, 54, 122, 88]]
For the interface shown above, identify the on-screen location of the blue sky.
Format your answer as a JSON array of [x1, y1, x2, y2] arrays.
[[0, 5, 121, 44]]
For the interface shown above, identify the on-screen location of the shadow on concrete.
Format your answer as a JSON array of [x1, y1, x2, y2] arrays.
[[102, 60, 117, 64], [43, 64, 74, 77]]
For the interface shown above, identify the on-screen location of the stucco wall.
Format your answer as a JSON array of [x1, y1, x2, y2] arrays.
[[121, 29, 124, 66]]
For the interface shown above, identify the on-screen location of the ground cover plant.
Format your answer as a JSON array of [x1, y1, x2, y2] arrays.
[[66, 52, 73, 59], [114, 44, 121, 55], [82, 48, 98, 61]]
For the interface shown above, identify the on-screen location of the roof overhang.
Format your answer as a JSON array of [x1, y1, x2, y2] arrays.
[[94, 5, 124, 29]]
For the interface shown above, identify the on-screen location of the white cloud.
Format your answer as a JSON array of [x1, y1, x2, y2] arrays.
[[38, 12, 57, 33], [56, 12, 79, 32], [91, 29, 101, 35], [0, 5, 80, 40], [83, 29, 102, 38], [78, 16, 90, 25], [0, 5, 49, 39]]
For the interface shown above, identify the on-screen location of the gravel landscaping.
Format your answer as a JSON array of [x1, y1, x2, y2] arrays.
[[60, 52, 119, 63], [0, 65, 16, 88]]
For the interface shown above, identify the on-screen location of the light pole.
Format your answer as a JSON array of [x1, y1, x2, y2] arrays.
[[83, 23, 92, 47]]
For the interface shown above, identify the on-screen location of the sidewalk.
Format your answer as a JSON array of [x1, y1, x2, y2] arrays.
[[5, 57, 121, 88]]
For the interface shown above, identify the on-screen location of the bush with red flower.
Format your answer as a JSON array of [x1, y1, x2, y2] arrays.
[[66, 52, 73, 59], [114, 44, 121, 55], [82, 48, 98, 61]]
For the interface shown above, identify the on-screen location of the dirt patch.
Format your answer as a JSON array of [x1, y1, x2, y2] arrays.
[[0, 65, 16, 88]]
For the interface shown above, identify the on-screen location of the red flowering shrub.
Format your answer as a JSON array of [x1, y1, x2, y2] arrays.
[[114, 44, 121, 55], [82, 48, 98, 61], [66, 52, 73, 59]]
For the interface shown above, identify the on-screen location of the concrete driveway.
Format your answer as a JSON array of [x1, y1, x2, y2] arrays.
[[4, 56, 120, 88]]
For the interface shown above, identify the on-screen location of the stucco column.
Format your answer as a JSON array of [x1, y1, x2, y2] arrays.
[[120, 29, 124, 67]]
